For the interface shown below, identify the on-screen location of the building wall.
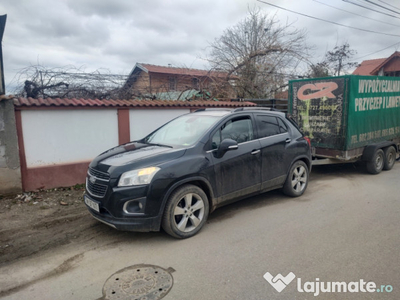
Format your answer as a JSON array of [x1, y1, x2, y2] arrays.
[[132, 72, 151, 95], [129, 109, 190, 140], [383, 57, 400, 73], [0, 98, 22, 194], [132, 72, 214, 95]]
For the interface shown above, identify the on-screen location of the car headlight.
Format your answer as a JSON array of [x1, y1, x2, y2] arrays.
[[118, 167, 160, 187]]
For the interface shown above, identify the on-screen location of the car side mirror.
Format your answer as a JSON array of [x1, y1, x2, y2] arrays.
[[214, 138, 238, 158]]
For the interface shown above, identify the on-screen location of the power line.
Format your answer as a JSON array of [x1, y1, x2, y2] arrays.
[[376, 0, 400, 12], [353, 41, 400, 60], [313, 0, 400, 28], [342, 0, 400, 20], [362, 0, 400, 15], [256, 0, 400, 37]]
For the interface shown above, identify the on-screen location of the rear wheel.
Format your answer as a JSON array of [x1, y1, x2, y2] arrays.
[[162, 184, 209, 239], [283, 161, 309, 197], [383, 146, 396, 171], [366, 149, 384, 174]]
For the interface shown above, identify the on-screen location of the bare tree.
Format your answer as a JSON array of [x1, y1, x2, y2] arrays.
[[325, 42, 358, 76], [304, 42, 358, 78], [306, 61, 330, 78], [208, 9, 309, 98], [10, 65, 132, 99]]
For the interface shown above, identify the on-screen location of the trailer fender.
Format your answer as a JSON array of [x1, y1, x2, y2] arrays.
[[362, 141, 397, 161]]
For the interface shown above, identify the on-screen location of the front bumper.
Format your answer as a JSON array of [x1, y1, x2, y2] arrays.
[[84, 193, 162, 232]]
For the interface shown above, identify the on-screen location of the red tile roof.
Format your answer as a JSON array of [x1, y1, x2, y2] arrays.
[[370, 51, 400, 75], [137, 63, 230, 78], [352, 58, 386, 75], [13, 97, 256, 109]]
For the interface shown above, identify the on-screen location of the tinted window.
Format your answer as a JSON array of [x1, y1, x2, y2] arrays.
[[211, 117, 254, 149], [256, 115, 280, 138], [277, 118, 288, 133], [211, 130, 221, 149]]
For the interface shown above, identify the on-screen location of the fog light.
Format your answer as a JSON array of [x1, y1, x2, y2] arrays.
[[123, 199, 145, 214]]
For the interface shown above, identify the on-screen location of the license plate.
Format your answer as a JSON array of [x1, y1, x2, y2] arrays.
[[85, 196, 100, 213]]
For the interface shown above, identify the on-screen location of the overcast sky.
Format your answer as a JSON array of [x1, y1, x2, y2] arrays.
[[1, 0, 400, 92]]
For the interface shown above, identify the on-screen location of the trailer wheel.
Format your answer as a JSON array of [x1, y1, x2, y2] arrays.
[[383, 146, 396, 171], [366, 149, 384, 174]]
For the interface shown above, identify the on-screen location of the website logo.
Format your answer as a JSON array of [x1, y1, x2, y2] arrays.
[[263, 271, 394, 296], [263, 272, 296, 292]]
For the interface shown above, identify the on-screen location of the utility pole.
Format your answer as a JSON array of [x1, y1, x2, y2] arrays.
[[0, 14, 7, 95]]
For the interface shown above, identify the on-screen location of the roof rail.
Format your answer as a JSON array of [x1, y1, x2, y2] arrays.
[[194, 108, 233, 112], [233, 107, 272, 112]]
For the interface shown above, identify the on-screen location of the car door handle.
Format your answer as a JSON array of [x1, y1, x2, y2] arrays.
[[286, 138, 291, 143], [251, 149, 261, 155]]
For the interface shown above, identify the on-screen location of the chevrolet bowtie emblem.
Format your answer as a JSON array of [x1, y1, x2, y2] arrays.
[[89, 176, 96, 184]]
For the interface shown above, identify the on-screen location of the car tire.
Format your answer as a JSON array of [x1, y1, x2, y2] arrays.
[[162, 184, 209, 239], [283, 161, 309, 197], [366, 149, 384, 174], [383, 146, 396, 171]]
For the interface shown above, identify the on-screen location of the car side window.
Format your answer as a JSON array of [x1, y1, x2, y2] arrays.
[[211, 117, 254, 149], [211, 130, 221, 150], [256, 115, 281, 138], [277, 118, 288, 133]]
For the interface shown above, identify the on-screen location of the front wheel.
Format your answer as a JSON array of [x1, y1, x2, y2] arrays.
[[162, 184, 209, 239], [283, 161, 309, 197]]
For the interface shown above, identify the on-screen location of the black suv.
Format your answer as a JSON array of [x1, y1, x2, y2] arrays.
[[84, 108, 311, 238]]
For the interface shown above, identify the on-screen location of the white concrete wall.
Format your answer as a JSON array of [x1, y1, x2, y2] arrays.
[[22, 109, 119, 167], [129, 109, 190, 141]]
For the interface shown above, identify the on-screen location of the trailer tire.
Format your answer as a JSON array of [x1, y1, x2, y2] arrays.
[[366, 149, 384, 174], [383, 146, 396, 171]]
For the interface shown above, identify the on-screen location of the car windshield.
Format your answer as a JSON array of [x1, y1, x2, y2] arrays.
[[144, 114, 222, 147]]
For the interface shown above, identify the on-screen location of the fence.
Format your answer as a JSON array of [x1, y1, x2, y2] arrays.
[[11, 97, 255, 192], [232, 98, 288, 112]]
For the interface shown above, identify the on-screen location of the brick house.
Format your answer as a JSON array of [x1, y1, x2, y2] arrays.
[[123, 63, 236, 99], [353, 51, 400, 76]]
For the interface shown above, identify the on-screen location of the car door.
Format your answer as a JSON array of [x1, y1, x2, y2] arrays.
[[255, 114, 291, 191], [210, 115, 262, 204]]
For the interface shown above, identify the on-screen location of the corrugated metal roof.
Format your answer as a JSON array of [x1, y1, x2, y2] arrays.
[[352, 58, 386, 75], [154, 89, 203, 101], [13, 97, 256, 109]]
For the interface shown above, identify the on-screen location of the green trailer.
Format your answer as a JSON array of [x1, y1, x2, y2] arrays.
[[289, 75, 400, 174]]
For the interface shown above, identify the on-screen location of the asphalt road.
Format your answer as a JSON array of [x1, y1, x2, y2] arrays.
[[1, 162, 399, 300]]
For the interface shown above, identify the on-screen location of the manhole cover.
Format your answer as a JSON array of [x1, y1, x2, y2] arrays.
[[102, 264, 174, 300]]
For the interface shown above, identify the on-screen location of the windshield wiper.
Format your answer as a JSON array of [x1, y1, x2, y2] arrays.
[[144, 142, 173, 148]]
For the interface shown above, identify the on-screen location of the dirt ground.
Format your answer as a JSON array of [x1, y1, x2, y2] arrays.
[[0, 185, 109, 265]]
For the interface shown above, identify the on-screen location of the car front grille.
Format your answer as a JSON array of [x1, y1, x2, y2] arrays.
[[88, 167, 110, 181], [86, 179, 108, 198], [87, 167, 110, 198]]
